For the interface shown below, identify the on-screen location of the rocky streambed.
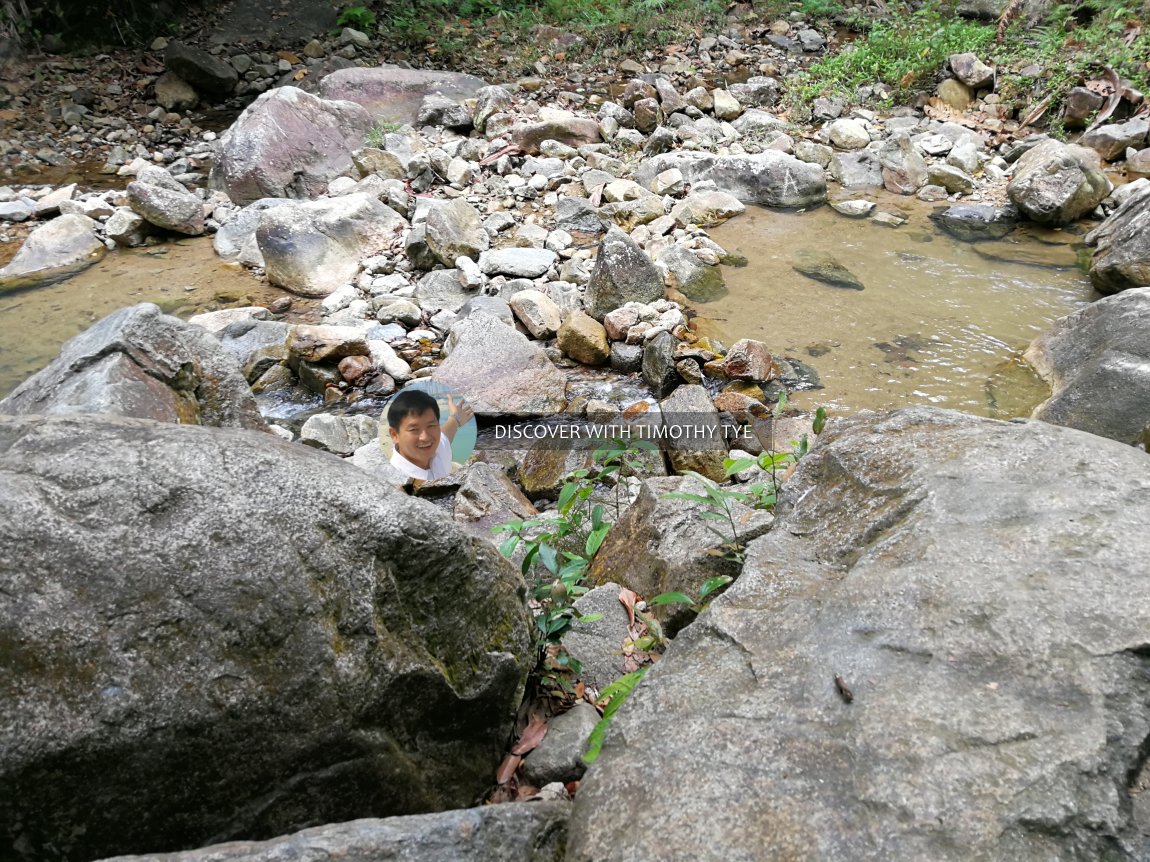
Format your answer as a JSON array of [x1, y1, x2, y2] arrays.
[[2, 10, 1150, 862]]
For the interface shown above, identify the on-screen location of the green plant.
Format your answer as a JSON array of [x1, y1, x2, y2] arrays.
[[337, 3, 376, 31], [365, 120, 404, 148], [648, 574, 734, 615], [492, 439, 656, 666], [662, 471, 760, 563], [582, 667, 648, 765]]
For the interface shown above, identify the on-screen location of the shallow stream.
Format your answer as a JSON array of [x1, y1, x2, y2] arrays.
[[701, 195, 1098, 418]]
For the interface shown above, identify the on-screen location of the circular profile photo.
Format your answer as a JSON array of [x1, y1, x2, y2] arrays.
[[379, 380, 477, 482]]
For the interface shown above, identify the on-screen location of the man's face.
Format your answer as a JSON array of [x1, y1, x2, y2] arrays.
[[389, 407, 440, 468]]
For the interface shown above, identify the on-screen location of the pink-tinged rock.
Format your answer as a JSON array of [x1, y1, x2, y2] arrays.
[[509, 109, 602, 155], [209, 87, 373, 205], [318, 65, 487, 125], [723, 338, 776, 381]]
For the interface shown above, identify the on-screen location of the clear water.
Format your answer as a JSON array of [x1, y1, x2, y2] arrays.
[[700, 197, 1098, 418]]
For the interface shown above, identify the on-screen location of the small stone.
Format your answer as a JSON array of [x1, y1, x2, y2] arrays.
[[827, 118, 870, 150], [558, 310, 610, 365], [948, 53, 995, 89], [937, 79, 973, 111]]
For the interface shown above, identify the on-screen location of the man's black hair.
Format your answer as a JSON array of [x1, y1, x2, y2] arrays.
[[387, 389, 441, 430]]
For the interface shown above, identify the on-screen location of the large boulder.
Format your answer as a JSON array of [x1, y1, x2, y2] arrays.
[[1085, 180, 1150, 294], [584, 227, 665, 321], [424, 198, 489, 266], [1024, 286, 1150, 445], [636, 151, 826, 208], [256, 193, 406, 297], [0, 303, 265, 429], [164, 41, 238, 97], [508, 109, 602, 155], [318, 65, 486, 125], [212, 198, 294, 267], [126, 165, 204, 235], [98, 801, 570, 862], [209, 87, 373, 205], [1006, 138, 1111, 225], [0, 413, 532, 862], [929, 203, 1017, 241], [0, 214, 105, 290], [434, 312, 569, 416], [1078, 118, 1149, 162], [568, 407, 1150, 861]]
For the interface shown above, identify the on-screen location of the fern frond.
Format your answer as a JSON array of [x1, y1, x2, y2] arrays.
[[997, 0, 1026, 43]]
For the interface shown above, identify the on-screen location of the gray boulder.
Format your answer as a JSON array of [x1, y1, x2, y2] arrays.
[[879, 133, 928, 194], [1078, 118, 1149, 162], [657, 245, 727, 303], [318, 65, 487, 124], [508, 109, 602, 155], [642, 330, 680, 397], [0, 303, 265, 430], [830, 149, 884, 190], [658, 384, 726, 481], [564, 583, 634, 691], [105, 207, 154, 248], [299, 412, 378, 454], [1086, 180, 1150, 294], [256, 193, 406, 297], [1007, 138, 1111, 225], [127, 165, 204, 235], [164, 41, 238, 97], [1024, 286, 1150, 445], [425, 198, 489, 266], [210, 87, 373, 205], [0, 213, 105, 290], [414, 269, 471, 314], [587, 474, 771, 630], [522, 703, 600, 787], [434, 312, 569, 416], [478, 248, 557, 279], [584, 227, 665, 320], [636, 151, 826, 208], [0, 413, 531, 862], [568, 406, 1150, 861], [417, 93, 472, 129], [98, 801, 569, 862], [929, 203, 1017, 241], [212, 198, 293, 267], [153, 71, 197, 111]]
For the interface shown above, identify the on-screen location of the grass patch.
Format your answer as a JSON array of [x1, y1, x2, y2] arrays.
[[789, 0, 1150, 123], [370, 0, 729, 68]]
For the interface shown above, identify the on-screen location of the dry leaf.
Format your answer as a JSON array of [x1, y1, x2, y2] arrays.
[[276, 50, 300, 63], [511, 717, 549, 756], [495, 752, 522, 784], [292, 69, 308, 81], [618, 587, 638, 627]]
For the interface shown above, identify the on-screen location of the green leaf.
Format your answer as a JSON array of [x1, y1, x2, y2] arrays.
[[576, 612, 604, 624], [813, 406, 827, 435], [583, 668, 649, 765], [539, 544, 559, 575], [490, 520, 521, 534], [662, 491, 714, 505], [585, 523, 610, 557], [557, 482, 577, 513], [772, 390, 789, 418], [498, 534, 520, 559], [521, 544, 539, 577], [699, 575, 733, 600], [649, 591, 695, 606], [723, 457, 757, 476]]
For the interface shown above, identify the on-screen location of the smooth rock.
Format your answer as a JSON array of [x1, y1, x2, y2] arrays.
[[1079, 118, 1149, 162], [299, 412, 378, 454], [948, 52, 995, 89], [478, 247, 557, 278], [827, 118, 870, 150], [829, 150, 884, 190], [1087, 181, 1150, 294], [636, 151, 826, 208], [510, 289, 563, 339], [212, 198, 293, 267], [656, 245, 726, 303], [0, 214, 105, 290], [257, 194, 406, 297], [435, 312, 568, 416], [521, 704, 600, 787], [210, 87, 373, 205], [165, 41, 238, 96], [1007, 138, 1110, 225], [318, 65, 487, 125], [584, 227, 665, 320], [793, 253, 865, 290], [425, 198, 488, 266], [929, 203, 1017, 241], [1025, 286, 1150, 444], [558, 310, 610, 365], [669, 191, 744, 227]]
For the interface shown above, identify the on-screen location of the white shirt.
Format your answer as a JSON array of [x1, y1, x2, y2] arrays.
[[390, 432, 454, 481]]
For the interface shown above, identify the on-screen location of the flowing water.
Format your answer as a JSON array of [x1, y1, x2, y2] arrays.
[[700, 196, 1099, 418], [0, 238, 318, 398]]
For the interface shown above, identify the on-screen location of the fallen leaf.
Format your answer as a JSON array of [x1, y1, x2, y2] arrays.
[[1086, 66, 1123, 133], [510, 717, 549, 755], [496, 752, 522, 784], [618, 587, 638, 627], [276, 50, 300, 63], [292, 69, 308, 81]]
